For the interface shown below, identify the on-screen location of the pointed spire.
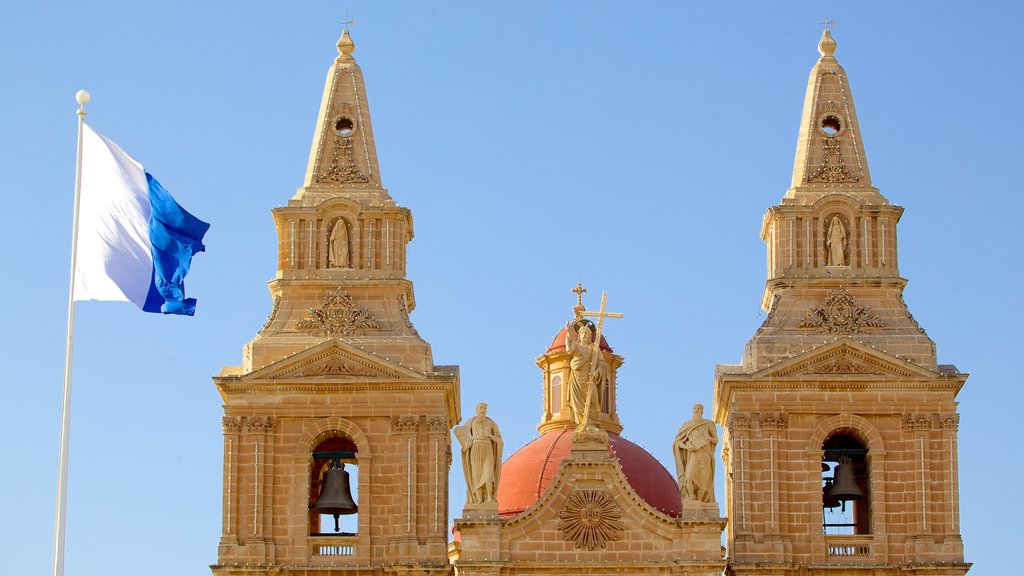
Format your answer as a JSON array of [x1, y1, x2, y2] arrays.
[[300, 28, 384, 195], [786, 29, 879, 202]]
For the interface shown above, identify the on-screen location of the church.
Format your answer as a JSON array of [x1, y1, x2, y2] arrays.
[[209, 26, 969, 576]]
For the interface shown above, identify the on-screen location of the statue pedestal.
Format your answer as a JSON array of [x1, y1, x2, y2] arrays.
[[681, 499, 720, 520], [571, 426, 609, 456], [461, 501, 499, 519]]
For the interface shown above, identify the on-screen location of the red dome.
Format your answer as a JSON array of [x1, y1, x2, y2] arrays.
[[546, 327, 614, 354], [496, 429, 681, 517]]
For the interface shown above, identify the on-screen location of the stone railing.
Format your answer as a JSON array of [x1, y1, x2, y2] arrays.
[[310, 535, 357, 557], [825, 535, 872, 560]]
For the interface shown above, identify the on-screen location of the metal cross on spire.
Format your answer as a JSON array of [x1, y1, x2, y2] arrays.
[[342, 9, 356, 30]]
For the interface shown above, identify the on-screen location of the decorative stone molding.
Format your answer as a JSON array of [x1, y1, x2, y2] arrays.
[[296, 288, 380, 336], [255, 295, 281, 337], [318, 136, 369, 184], [798, 289, 884, 334], [810, 357, 883, 375], [425, 416, 448, 434], [390, 415, 419, 434], [399, 293, 420, 337], [939, 413, 960, 431], [556, 490, 624, 551], [898, 293, 928, 335], [807, 137, 859, 183], [900, 413, 932, 432], [759, 412, 789, 431], [727, 412, 752, 435], [297, 358, 378, 378], [222, 417, 243, 434], [755, 294, 781, 336], [247, 416, 278, 434]]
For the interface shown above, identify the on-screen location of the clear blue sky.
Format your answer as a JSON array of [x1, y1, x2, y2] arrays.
[[1, 1, 1019, 574]]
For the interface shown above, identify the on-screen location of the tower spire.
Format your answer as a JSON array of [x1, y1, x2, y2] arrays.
[[787, 29, 877, 201], [301, 27, 384, 196]]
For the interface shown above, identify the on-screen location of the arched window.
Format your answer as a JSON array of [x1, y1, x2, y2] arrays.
[[822, 433, 870, 534], [310, 435, 359, 536], [550, 374, 562, 414], [601, 377, 610, 414]]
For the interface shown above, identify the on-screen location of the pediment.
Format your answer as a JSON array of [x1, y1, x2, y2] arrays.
[[240, 340, 424, 382], [753, 338, 938, 379]]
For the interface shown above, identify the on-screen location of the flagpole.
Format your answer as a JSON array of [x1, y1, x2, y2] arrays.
[[53, 89, 89, 576]]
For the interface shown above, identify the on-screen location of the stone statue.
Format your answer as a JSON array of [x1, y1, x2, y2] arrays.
[[564, 320, 608, 429], [454, 402, 503, 505], [826, 215, 846, 266], [329, 219, 349, 268], [673, 403, 718, 504]]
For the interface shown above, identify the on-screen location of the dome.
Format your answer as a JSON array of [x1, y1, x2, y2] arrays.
[[496, 429, 681, 517], [546, 326, 614, 354]]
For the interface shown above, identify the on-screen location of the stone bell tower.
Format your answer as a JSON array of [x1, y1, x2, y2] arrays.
[[714, 30, 969, 576], [211, 29, 459, 576]]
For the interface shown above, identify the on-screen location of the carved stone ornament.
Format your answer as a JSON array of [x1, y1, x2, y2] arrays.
[[811, 357, 883, 375], [391, 415, 419, 434], [557, 490, 624, 551], [425, 416, 448, 434], [901, 413, 933, 432], [756, 294, 782, 336], [758, 412, 789, 431], [727, 412, 752, 434], [939, 414, 960, 431], [295, 288, 380, 336], [298, 358, 378, 378], [798, 289, 884, 334], [808, 136, 859, 183], [222, 417, 243, 434], [399, 293, 420, 337], [246, 416, 278, 434], [318, 136, 369, 184], [255, 295, 281, 337]]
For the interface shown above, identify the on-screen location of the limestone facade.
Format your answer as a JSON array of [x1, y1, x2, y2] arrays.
[[211, 30, 458, 576], [714, 31, 969, 576], [210, 26, 969, 576]]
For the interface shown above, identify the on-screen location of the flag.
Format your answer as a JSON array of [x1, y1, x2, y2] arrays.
[[74, 124, 210, 315]]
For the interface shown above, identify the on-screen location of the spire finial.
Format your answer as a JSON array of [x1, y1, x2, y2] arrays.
[[337, 26, 356, 61], [818, 28, 837, 58], [571, 282, 587, 319]]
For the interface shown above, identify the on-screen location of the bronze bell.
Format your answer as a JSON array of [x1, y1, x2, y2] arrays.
[[821, 464, 841, 510], [311, 460, 358, 532], [826, 461, 864, 512]]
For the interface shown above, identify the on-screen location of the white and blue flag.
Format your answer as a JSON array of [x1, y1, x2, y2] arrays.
[[74, 124, 209, 315]]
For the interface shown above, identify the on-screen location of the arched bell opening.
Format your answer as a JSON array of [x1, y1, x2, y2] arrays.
[[821, 432, 870, 534], [309, 435, 359, 536]]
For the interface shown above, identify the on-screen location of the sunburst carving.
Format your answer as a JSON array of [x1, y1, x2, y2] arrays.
[[295, 288, 380, 336], [557, 490, 623, 551]]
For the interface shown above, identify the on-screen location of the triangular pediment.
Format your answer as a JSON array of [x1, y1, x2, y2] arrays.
[[240, 340, 424, 382], [753, 338, 939, 379]]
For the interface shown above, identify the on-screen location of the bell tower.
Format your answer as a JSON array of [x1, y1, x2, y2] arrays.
[[211, 29, 459, 576], [714, 30, 969, 576]]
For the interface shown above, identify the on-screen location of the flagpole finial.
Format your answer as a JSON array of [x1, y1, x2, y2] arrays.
[[75, 90, 90, 106]]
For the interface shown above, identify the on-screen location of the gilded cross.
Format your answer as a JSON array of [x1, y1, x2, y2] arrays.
[[582, 292, 623, 345], [578, 291, 623, 430]]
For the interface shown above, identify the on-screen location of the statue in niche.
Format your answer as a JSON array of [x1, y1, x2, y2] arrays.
[[328, 219, 350, 268], [826, 215, 847, 266], [673, 403, 718, 504], [454, 402, 503, 505]]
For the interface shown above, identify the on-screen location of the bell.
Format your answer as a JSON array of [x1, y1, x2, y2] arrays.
[[311, 460, 358, 532], [826, 461, 864, 512], [822, 476, 840, 510]]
